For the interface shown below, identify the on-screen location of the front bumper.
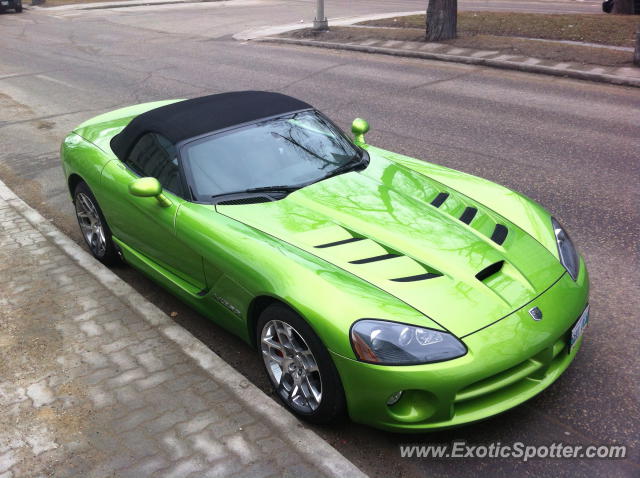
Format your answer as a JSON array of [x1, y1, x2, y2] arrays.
[[332, 260, 589, 432]]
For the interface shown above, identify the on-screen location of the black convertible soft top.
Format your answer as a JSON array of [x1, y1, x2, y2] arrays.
[[110, 91, 312, 159]]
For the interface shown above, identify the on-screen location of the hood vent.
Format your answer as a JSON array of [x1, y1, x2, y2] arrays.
[[491, 224, 508, 245], [475, 261, 504, 282], [459, 207, 478, 225], [315, 237, 364, 248], [431, 192, 449, 208], [310, 227, 443, 283], [350, 253, 399, 264], [430, 188, 510, 249], [391, 272, 442, 282]]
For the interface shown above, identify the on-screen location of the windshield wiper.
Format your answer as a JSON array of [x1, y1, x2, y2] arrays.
[[211, 184, 305, 201], [211, 150, 368, 202], [320, 149, 369, 181], [242, 185, 301, 194]]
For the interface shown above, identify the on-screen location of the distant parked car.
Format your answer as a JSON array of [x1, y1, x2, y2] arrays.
[[0, 0, 23, 13]]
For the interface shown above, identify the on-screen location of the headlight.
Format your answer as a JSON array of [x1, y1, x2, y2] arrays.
[[551, 217, 579, 281], [350, 320, 466, 365]]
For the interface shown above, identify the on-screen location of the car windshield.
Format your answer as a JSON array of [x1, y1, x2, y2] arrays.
[[181, 110, 360, 201]]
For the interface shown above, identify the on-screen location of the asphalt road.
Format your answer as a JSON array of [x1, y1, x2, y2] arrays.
[[0, 1, 638, 477]]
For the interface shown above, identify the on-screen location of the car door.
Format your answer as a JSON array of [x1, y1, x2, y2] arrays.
[[99, 132, 207, 290]]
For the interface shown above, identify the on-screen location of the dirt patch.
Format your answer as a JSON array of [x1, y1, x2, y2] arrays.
[[282, 26, 634, 67], [286, 26, 425, 43], [360, 12, 638, 47], [37, 120, 56, 130]]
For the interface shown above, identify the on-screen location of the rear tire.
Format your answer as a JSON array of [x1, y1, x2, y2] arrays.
[[14, 0, 22, 12], [257, 303, 346, 425], [73, 181, 119, 266]]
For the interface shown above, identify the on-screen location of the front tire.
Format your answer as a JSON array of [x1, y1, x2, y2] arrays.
[[14, 0, 22, 12], [73, 181, 118, 266], [258, 303, 346, 425]]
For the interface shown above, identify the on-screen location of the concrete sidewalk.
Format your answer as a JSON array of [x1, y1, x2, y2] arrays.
[[0, 180, 366, 477], [233, 11, 640, 89]]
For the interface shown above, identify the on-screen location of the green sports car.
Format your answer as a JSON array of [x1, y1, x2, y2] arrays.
[[60, 91, 589, 431]]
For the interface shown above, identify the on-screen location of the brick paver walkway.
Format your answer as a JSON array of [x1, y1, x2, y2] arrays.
[[0, 194, 334, 477]]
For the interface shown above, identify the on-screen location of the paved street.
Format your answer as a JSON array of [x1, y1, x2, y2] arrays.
[[0, 0, 638, 477]]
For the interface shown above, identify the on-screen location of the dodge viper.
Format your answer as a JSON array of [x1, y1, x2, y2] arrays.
[[60, 91, 589, 431]]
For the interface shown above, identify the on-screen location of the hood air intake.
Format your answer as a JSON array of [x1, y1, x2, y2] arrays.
[[475, 261, 504, 282], [315, 237, 364, 248], [459, 207, 478, 225], [431, 192, 449, 208], [391, 272, 442, 282], [491, 224, 508, 245], [350, 253, 399, 264]]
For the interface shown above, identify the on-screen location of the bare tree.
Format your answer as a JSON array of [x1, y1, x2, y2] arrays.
[[425, 0, 458, 42]]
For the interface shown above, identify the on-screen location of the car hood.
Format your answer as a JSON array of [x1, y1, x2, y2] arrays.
[[218, 152, 565, 337]]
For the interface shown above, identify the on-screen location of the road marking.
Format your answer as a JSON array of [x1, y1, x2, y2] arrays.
[[35, 74, 75, 89], [0, 70, 63, 81]]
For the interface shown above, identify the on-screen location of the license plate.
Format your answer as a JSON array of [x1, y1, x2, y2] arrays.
[[1, 2, 9, 5], [569, 305, 589, 351]]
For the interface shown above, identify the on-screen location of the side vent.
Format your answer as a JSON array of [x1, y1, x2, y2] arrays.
[[350, 253, 399, 264], [491, 224, 508, 245], [459, 207, 477, 225], [431, 192, 449, 208], [391, 272, 442, 282], [475, 261, 504, 282], [315, 237, 364, 249], [218, 196, 272, 205]]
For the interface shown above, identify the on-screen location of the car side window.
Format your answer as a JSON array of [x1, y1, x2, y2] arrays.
[[125, 133, 185, 198]]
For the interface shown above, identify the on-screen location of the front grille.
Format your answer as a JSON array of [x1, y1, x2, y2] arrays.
[[454, 336, 567, 406]]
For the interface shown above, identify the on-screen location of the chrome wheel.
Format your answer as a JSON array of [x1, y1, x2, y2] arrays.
[[261, 319, 322, 413], [75, 192, 107, 257]]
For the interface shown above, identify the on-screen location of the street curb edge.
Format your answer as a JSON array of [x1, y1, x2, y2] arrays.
[[257, 37, 640, 89]]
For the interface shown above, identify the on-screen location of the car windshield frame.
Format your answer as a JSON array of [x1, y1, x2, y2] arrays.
[[176, 108, 365, 204]]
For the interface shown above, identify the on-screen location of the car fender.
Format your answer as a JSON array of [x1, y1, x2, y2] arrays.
[[175, 203, 443, 358]]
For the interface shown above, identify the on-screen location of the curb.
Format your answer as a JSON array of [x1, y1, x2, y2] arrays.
[[257, 37, 640, 89], [0, 177, 368, 478], [233, 10, 424, 41]]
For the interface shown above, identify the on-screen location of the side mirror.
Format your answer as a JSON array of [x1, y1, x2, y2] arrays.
[[128, 177, 172, 207], [351, 118, 370, 145]]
